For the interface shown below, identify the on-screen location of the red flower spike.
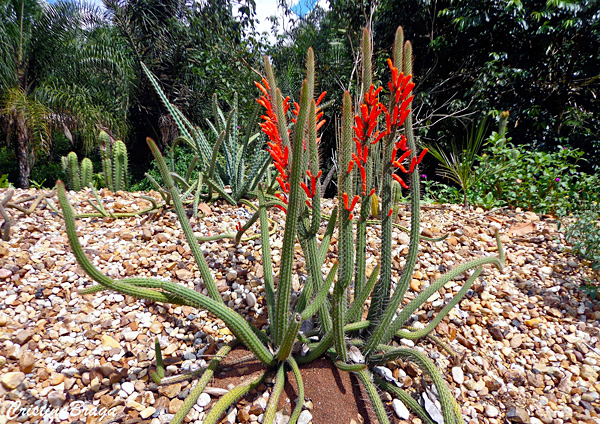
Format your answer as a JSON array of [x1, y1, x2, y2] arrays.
[[343, 192, 349, 210], [392, 174, 410, 189], [316, 120, 326, 132], [316, 91, 327, 105], [348, 213, 354, 221], [317, 170, 322, 178], [397, 149, 412, 163], [301, 182, 311, 198], [274, 204, 287, 213], [397, 109, 410, 127], [305, 200, 312, 208], [417, 148, 428, 164], [369, 188, 376, 196], [362, 183, 367, 196], [311, 175, 317, 196], [347, 161, 354, 174], [390, 147, 398, 163], [349, 195, 359, 211], [409, 156, 417, 173], [396, 135, 408, 151], [388, 208, 393, 217], [360, 166, 366, 188], [363, 145, 369, 163], [360, 104, 369, 122]]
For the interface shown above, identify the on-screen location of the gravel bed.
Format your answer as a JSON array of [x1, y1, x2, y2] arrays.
[[0, 188, 599, 424]]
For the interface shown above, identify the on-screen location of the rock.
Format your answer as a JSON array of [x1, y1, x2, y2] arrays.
[[581, 365, 598, 381], [121, 381, 135, 395], [13, 329, 33, 345], [392, 398, 410, 420], [510, 333, 523, 349], [539, 266, 553, 276], [90, 377, 101, 391], [50, 373, 65, 385], [485, 405, 499, 418], [452, 367, 464, 385], [238, 408, 251, 422], [19, 350, 35, 373], [298, 410, 312, 424], [101, 335, 121, 349], [2, 372, 25, 390], [99, 362, 116, 377], [140, 407, 156, 419], [175, 269, 193, 280], [149, 321, 163, 334], [226, 269, 237, 281], [526, 371, 544, 388], [159, 382, 182, 399], [507, 406, 529, 423], [246, 292, 257, 307], [0, 269, 12, 279], [489, 327, 504, 341], [169, 398, 184, 414], [48, 391, 66, 407], [197, 392, 211, 407]]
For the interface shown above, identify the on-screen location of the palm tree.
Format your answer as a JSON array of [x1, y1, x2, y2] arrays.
[[0, 0, 134, 188]]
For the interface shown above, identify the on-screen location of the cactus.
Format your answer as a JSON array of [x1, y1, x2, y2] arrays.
[[112, 140, 128, 191], [80, 158, 93, 188], [57, 27, 506, 424], [98, 131, 128, 192], [61, 152, 95, 191], [62, 151, 81, 191]]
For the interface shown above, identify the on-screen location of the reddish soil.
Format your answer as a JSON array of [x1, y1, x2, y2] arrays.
[[207, 346, 382, 424]]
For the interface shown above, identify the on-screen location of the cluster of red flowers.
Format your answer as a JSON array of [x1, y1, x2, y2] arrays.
[[255, 79, 327, 212], [255, 78, 291, 211], [300, 170, 322, 208]]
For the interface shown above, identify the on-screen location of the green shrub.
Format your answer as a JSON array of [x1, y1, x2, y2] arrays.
[[562, 205, 600, 271]]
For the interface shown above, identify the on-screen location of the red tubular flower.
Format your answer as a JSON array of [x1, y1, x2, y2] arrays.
[[388, 208, 393, 217], [417, 148, 428, 164], [236, 222, 243, 232], [392, 174, 409, 189], [347, 161, 354, 174], [343, 192, 349, 210], [300, 182, 311, 198], [409, 156, 417, 173], [369, 188, 376, 196]]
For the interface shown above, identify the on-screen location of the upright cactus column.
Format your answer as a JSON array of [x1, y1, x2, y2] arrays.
[[112, 140, 128, 192]]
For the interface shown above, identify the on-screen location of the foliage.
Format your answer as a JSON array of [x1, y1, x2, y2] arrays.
[[425, 114, 493, 207], [0, 0, 134, 188], [562, 205, 600, 272], [57, 28, 505, 424], [0, 174, 12, 189], [142, 63, 269, 205]]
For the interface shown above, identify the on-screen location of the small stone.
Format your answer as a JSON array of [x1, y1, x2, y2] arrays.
[[1, 372, 25, 390], [452, 367, 464, 385], [581, 365, 598, 381], [392, 398, 410, 420], [101, 335, 121, 349], [547, 308, 562, 318], [410, 279, 421, 291], [51, 373, 65, 385], [539, 266, 553, 276], [48, 391, 66, 407], [238, 409, 251, 422], [485, 405, 499, 418], [197, 392, 211, 407], [99, 362, 116, 377], [14, 329, 33, 345], [169, 398, 184, 414], [507, 406, 529, 423], [19, 350, 35, 373], [121, 381, 135, 395], [149, 321, 163, 334], [159, 382, 182, 398], [90, 377, 101, 391], [226, 269, 238, 281], [298, 410, 313, 424], [510, 333, 523, 349], [489, 327, 504, 341], [175, 269, 193, 280], [246, 292, 257, 308], [0, 269, 12, 279], [140, 407, 157, 419]]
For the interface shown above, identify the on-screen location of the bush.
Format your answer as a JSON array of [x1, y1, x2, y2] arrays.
[[426, 133, 600, 216], [562, 205, 600, 271]]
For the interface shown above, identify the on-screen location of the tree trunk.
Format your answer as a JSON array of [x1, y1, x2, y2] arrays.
[[15, 116, 31, 189]]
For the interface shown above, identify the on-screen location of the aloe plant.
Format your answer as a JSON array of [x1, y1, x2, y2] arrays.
[[57, 26, 505, 424], [141, 63, 270, 206]]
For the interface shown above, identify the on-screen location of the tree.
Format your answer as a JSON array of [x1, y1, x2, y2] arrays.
[[0, 0, 134, 188]]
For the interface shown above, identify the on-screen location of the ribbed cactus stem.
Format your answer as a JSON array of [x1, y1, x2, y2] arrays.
[[332, 91, 355, 362], [113, 140, 127, 192], [273, 80, 310, 346], [66, 152, 81, 191], [80, 158, 93, 189], [361, 27, 372, 101], [499, 110, 509, 138]]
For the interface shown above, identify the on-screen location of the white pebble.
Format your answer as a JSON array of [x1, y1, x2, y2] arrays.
[[392, 398, 410, 419], [121, 381, 135, 395], [197, 392, 211, 407]]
